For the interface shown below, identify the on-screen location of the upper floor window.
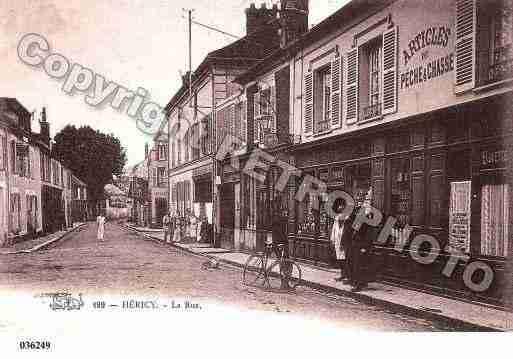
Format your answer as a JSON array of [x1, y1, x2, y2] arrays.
[[344, 26, 398, 124], [184, 130, 190, 163], [11, 141, 30, 178], [360, 37, 383, 121], [157, 167, 166, 188], [158, 144, 167, 161], [457, 0, 512, 91], [200, 115, 211, 155], [171, 141, 176, 168], [489, 1, 512, 83], [0, 135, 6, 171], [177, 138, 181, 165], [314, 65, 332, 133]]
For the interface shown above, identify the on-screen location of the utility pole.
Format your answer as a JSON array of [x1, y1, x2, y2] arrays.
[[183, 8, 194, 102]]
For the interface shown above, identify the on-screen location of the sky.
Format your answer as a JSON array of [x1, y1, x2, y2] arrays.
[[0, 0, 348, 167]]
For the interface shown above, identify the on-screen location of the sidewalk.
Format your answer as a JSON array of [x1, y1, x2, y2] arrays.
[[123, 224, 513, 332], [0, 223, 87, 255]]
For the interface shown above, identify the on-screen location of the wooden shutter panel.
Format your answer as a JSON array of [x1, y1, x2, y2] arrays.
[[241, 101, 247, 144], [270, 85, 276, 131], [382, 26, 398, 115], [454, 0, 476, 93], [345, 47, 359, 124], [304, 72, 313, 135], [331, 56, 342, 129], [254, 92, 260, 143]]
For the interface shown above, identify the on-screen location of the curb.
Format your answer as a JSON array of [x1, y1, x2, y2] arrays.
[[121, 224, 504, 332], [0, 223, 87, 255]]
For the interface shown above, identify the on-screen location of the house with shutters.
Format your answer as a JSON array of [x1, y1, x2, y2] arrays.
[[228, 0, 511, 305], [214, 0, 308, 250], [148, 134, 169, 228]]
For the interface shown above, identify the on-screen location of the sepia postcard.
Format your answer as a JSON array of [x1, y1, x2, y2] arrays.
[[0, 0, 512, 357]]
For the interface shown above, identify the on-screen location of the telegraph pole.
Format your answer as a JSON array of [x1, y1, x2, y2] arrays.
[[183, 8, 194, 101]]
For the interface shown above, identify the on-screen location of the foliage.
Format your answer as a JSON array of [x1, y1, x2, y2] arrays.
[[51, 125, 127, 202]]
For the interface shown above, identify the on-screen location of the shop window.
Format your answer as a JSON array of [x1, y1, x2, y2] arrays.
[[345, 162, 372, 206], [390, 158, 411, 228], [10, 193, 21, 234], [387, 129, 410, 153], [297, 193, 318, 236], [481, 181, 509, 257]]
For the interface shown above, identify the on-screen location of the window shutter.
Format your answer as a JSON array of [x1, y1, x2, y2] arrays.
[[454, 0, 476, 93], [254, 92, 260, 143], [345, 47, 359, 124], [270, 85, 276, 131], [382, 26, 398, 115], [241, 101, 247, 144], [331, 56, 343, 129], [304, 72, 313, 135]]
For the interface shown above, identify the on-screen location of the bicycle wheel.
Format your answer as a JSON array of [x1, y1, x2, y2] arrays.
[[242, 254, 265, 286], [268, 259, 302, 289]]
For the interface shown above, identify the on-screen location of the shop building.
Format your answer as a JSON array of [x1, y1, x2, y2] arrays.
[[166, 2, 284, 243], [230, 0, 511, 304], [0, 98, 44, 244], [148, 136, 169, 227]]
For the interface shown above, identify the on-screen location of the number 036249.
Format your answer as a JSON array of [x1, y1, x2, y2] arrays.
[[19, 341, 51, 350]]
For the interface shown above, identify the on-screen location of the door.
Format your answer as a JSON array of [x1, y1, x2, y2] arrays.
[[155, 198, 168, 227], [0, 188, 5, 243]]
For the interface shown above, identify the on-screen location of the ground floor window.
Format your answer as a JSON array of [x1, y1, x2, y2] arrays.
[[10, 193, 21, 234], [481, 181, 509, 257]]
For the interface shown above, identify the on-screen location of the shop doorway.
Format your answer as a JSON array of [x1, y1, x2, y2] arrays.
[[219, 183, 235, 248], [155, 198, 168, 227]]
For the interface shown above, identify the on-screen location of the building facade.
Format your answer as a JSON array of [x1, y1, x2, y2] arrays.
[[166, 2, 284, 243], [218, 0, 512, 305], [148, 136, 169, 227]]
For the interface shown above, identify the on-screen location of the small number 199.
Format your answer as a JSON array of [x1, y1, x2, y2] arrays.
[[19, 341, 51, 350]]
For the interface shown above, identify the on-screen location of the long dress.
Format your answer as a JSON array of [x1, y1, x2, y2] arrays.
[[97, 216, 105, 241], [331, 214, 346, 260]]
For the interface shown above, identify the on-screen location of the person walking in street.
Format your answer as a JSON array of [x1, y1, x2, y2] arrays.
[[163, 212, 170, 242], [97, 211, 106, 241], [173, 211, 181, 243], [167, 212, 176, 244]]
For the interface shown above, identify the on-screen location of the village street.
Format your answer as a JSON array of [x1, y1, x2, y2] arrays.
[[0, 223, 456, 332]]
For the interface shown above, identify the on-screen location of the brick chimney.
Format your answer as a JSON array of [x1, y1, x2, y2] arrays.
[[39, 107, 50, 146], [245, 3, 279, 35], [279, 0, 309, 48]]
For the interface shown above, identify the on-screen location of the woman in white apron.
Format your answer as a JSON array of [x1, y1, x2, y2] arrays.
[[97, 213, 106, 241], [331, 212, 347, 282]]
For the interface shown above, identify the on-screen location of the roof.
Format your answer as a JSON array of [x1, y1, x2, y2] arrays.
[[236, 0, 395, 84], [164, 21, 281, 113]]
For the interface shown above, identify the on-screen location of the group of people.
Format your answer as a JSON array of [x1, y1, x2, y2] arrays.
[[162, 212, 211, 244], [330, 200, 376, 292]]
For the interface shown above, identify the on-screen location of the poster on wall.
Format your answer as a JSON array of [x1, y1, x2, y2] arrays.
[[448, 181, 471, 253]]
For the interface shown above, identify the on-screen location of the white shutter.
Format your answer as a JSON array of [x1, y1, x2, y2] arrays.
[[331, 56, 342, 129], [304, 72, 313, 136], [270, 85, 276, 131], [345, 47, 359, 124], [254, 92, 260, 143], [454, 0, 476, 93], [382, 26, 398, 115]]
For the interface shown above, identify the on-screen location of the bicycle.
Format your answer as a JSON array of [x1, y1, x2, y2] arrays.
[[242, 243, 302, 290]]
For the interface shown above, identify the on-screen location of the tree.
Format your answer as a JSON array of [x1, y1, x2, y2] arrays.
[[51, 125, 127, 205]]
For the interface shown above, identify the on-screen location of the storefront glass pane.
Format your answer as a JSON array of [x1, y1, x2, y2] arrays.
[[390, 158, 411, 228], [481, 182, 509, 257]]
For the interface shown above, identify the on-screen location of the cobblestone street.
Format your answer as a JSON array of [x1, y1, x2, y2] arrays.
[[0, 223, 455, 331]]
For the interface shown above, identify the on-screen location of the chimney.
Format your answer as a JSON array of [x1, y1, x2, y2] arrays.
[[245, 3, 278, 35], [39, 107, 50, 146], [279, 0, 309, 48]]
